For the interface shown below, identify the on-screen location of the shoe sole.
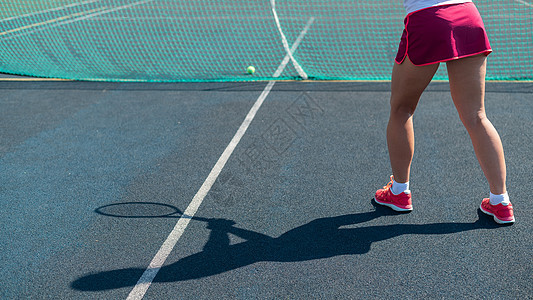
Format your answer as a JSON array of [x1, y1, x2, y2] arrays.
[[479, 204, 515, 224], [374, 197, 413, 212]]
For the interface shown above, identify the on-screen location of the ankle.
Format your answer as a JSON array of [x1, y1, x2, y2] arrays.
[[391, 179, 410, 195], [489, 192, 510, 205]]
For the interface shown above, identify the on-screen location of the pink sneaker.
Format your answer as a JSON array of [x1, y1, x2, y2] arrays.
[[374, 176, 413, 212], [480, 198, 515, 224]]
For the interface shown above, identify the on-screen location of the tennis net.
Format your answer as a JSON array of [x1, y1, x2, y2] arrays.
[[0, 0, 531, 81]]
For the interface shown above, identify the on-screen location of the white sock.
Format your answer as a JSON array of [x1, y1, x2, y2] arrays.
[[391, 179, 410, 195], [489, 192, 510, 206]]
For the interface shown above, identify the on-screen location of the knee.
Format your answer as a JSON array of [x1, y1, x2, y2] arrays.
[[461, 112, 489, 132], [390, 99, 417, 119]]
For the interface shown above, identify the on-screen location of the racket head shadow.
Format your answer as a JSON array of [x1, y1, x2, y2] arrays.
[[95, 202, 184, 219], [95, 201, 213, 223]]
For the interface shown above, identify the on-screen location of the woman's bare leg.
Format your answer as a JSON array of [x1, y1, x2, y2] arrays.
[[446, 55, 506, 194], [388, 57, 439, 183]]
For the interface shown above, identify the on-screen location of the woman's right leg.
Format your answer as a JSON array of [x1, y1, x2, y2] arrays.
[[446, 55, 506, 195], [388, 57, 439, 183], [446, 55, 513, 224]]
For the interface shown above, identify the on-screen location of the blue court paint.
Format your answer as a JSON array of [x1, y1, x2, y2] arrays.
[[0, 93, 193, 297]]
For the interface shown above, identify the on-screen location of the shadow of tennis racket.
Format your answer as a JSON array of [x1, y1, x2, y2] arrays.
[[94, 201, 212, 222]]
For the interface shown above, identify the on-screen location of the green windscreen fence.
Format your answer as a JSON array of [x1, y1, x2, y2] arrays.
[[0, 0, 531, 81]]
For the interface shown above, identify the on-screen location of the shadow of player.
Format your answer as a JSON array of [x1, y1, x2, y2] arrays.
[[72, 201, 498, 291]]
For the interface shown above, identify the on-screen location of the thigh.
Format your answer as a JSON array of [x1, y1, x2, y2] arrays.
[[390, 57, 440, 112], [446, 55, 487, 123]]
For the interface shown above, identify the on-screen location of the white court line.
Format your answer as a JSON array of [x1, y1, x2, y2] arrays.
[[514, 0, 533, 7], [270, 0, 308, 80], [273, 17, 315, 78], [125, 17, 316, 300], [0, 7, 107, 36], [87, 16, 306, 21], [0, 0, 100, 23], [2, 0, 154, 40]]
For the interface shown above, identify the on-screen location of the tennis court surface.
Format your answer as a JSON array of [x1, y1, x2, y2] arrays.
[[1, 0, 532, 299], [1, 78, 532, 299]]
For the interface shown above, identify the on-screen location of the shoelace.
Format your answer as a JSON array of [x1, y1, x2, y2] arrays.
[[382, 175, 394, 190]]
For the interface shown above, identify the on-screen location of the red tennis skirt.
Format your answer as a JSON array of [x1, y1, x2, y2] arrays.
[[395, 2, 492, 66]]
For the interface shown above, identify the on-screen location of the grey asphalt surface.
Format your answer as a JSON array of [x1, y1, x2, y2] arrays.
[[1, 78, 531, 299]]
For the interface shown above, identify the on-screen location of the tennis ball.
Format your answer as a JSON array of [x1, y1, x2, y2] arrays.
[[246, 66, 255, 75]]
